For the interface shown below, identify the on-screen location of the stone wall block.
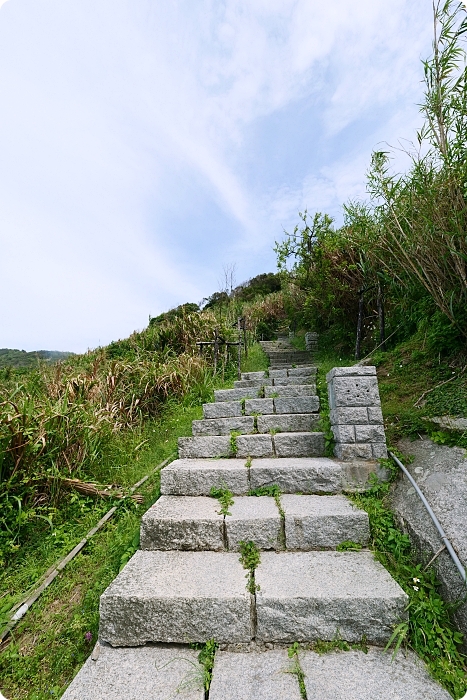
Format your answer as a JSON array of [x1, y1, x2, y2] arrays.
[[372, 444, 388, 459], [367, 406, 384, 424], [334, 443, 373, 460], [330, 407, 369, 425], [355, 425, 386, 443], [331, 424, 356, 443], [330, 377, 381, 408]]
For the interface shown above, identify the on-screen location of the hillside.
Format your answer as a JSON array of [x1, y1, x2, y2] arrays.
[[0, 348, 73, 369]]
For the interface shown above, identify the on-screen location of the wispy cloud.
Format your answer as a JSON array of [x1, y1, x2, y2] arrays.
[[0, 0, 435, 350]]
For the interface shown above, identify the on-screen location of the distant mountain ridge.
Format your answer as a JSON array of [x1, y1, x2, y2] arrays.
[[0, 348, 73, 369]]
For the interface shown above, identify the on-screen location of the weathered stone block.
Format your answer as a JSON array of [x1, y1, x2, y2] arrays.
[[192, 417, 254, 436], [301, 647, 451, 699], [178, 436, 232, 459], [287, 367, 317, 377], [331, 424, 356, 443], [265, 385, 315, 398], [274, 432, 325, 458], [99, 551, 252, 645], [203, 401, 242, 419], [355, 424, 386, 443], [340, 460, 383, 491], [282, 494, 369, 549], [255, 551, 407, 643], [330, 407, 369, 425], [329, 377, 381, 408], [372, 443, 388, 459], [61, 645, 204, 700], [274, 396, 320, 414], [161, 459, 249, 496], [140, 496, 224, 550], [234, 379, 272, 388], [269, 369, 288, 378], [241, 371, 266, 380], [236, 434, 274, 458], [209, 650, 302, 700], [368, 406, 384, 424], [250, 457, 344, 494], [244, 398, 274, 415], [273, 377, 316, 387], [257, 413, 320, 433], [334, 443, 373, 461], [225, 496, 281, 550], [326, 365, 377, 382], [214, 388, 258, 402]]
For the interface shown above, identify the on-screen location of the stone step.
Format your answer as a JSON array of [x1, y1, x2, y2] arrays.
[[264, 385, 316, 397], [178, 431, 325, 459], [208, 648, 451, 700], [255, 551, 407, 644], [98, 551, 252, 645], [214, 385, 318, 402], [203, 400, 242, 419], [192, 413, 321, 436], [62, 643, 451, 700], [234, 379, 273, 388], [61, 644, 205, 700], [192, 416, 254, 436], [98, 550, 407, 646], [140, 494, 369, 551], [202, 396, 321, 420], [160, 457, 382, 496], [256, 413, 321, 432]]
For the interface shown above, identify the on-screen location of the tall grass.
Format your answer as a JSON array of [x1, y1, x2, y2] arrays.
[[0, 309, 236, 554]]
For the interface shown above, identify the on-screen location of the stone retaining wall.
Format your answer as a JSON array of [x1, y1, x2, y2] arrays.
[[327, 366, 387, 461]]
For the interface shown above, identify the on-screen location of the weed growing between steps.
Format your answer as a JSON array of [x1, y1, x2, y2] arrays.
[[229, 431, 240, 455], [348, 468, 467, 699], [209, 487, 234, 517], [336, 541, 363, 552], [239, 541, 261, 594], [185, 639, 218, 696], [287, 643, 307, 699], [248, 484, 286, 549]]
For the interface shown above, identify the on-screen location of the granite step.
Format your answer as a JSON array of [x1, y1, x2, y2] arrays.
[[192, 413, 321, 436], [178, 431, 325, 459], [208, 647, 451, 700], [214, 385, 317, 402], [62, 644, 451, 700], [160, 457, 383, 496], [98, 550, 407, 646], [140, 494, 370, 551], [192, 416, 255, 436]]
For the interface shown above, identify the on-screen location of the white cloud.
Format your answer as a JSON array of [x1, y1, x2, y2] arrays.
[[0, 0, 435, 350]]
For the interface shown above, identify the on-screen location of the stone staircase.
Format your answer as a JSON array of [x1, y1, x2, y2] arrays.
[[62, 344, 451, 699]]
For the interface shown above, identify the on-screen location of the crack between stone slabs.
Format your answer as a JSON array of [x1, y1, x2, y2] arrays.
[[271, 434, 277, 457]]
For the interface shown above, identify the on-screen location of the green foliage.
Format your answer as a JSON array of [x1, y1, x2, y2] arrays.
[[210, 486, 234, 516], [238, 540, 261, 594], [195, 639, 218, 691], [311, 633, 369, 655], [229, 430, 240, 455], [234, 273, 282, 302], [336, 540, 363, 552], [0, 349, 73, 370], [287, 643, 307, 699], [349, 475, 467, 698]]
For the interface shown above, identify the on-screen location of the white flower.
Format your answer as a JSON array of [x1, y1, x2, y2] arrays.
[[413, 586, 419, 591]]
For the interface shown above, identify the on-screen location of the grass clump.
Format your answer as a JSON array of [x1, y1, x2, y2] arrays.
[[336, 541, 363, 552], [209, 487, 234, 517], [287, 642, 307, 699], [238, 540, 261, 594], [229, 431, 240, 455]]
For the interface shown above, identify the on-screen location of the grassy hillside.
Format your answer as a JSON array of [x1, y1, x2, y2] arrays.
[[0, 349, 73, 369]]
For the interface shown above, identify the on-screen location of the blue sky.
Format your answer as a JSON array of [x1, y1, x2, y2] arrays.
[[0, 0, 436, 352]]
